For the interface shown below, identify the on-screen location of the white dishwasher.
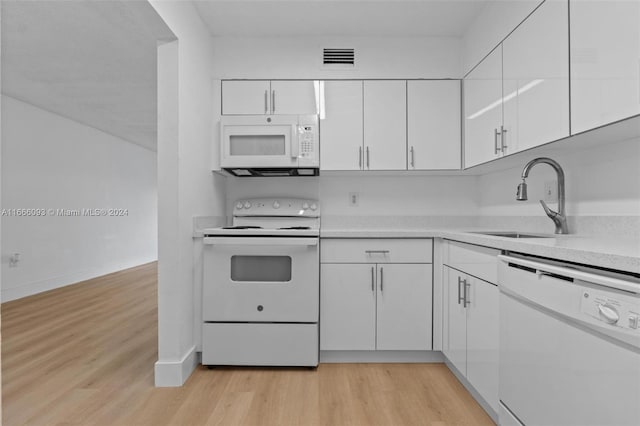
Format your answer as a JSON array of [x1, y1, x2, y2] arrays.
[[498, 254, 640, 426]]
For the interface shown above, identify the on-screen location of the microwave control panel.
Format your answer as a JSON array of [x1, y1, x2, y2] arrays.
[[298, 125, 316, 159]]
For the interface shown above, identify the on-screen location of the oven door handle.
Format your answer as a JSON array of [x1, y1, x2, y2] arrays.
[[204, 237, 317, 247]]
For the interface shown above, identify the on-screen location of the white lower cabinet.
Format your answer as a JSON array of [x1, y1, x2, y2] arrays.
[[376, 264, 432, 350], [442, 241, 499, 415], [320, 264, 376, 350], [320, 239, 433, 352]]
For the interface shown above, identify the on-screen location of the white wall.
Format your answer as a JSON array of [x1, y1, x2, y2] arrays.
[[1, 5, 4, 411], [150, 0, 226, 387], [212, 36, 462, 79], [319, 175, 478, 217], [225, 175, 480, 222], [477, 136, 640, 217], [1, 95, 157, 302]]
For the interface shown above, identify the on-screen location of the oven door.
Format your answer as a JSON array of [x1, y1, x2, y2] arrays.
[[203, 237, 319, 322], [220, 118, 299, 168]]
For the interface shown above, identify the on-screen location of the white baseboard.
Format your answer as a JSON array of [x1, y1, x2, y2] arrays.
[[154, 346, 199, 387], [320, 350, 444, 363], [1, 258, 157, 302]]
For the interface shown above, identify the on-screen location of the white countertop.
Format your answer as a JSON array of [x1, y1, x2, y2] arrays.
[[321, 228, 640, 274]]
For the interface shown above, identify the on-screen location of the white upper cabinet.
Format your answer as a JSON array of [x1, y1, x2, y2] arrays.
[[363, 80, 407, 170], [502, 0, 570, 152], [270, 81, 319, 115], [570, 0, 640, 134], [221, 80, 271, 115], [464, 46, 504, 168], [320, 81, 364, 171], [407, 80, 461, 170], [222, 80, 318, 115]]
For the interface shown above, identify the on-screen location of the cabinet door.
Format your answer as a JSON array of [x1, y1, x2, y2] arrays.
[[376, 264, 433, 350], [466, 277, 499, 413], [464, 46, 504, 168], [570, 0, 640, 134], [443, 267, 468, 375], [407, 80, 461, 170], [320, 264, 376, 350], [320, 81, 364, 171], [270, 80, 319, 115], [363, 80, 407, 170], [503, 0, 569, 152], [222, 80, 271, 115]]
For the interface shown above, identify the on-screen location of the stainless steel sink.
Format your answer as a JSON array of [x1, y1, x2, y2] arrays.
[[471, 231, 555, 239]]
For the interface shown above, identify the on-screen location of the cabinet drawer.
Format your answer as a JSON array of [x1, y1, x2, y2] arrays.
[[444, 241, 499, 283], [202, 323, 318, 366], [321, 239, 432, 264]]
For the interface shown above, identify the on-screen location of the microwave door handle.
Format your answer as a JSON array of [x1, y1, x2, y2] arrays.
[[290, 125, 300, 158]]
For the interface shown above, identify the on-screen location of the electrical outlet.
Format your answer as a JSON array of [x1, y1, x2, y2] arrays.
[[544, 180, 557, 202], [349, 192, 359, 206], [9, 253, 21, 267]]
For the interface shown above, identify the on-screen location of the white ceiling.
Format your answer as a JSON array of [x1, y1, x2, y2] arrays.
[[1, 1, 174, 151], [2, 1, 487, 152], [193, 0, 488, 37]]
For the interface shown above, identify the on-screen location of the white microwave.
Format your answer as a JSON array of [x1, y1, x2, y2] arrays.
[[220, 115, 319, 177]]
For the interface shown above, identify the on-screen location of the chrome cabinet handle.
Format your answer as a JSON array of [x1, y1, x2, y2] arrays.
[[359, 146, 363, 169], [494, 128, 502, 154], [271, 90, 276, 113], [410, 146, 415, 169], [366, 147, 370, 169], [457, 276, 464, 305], [264, 90, 268, 114], [463, 280, 471, 307], [501, 125, 507, 152], [365, 250, 389, 255], [380, 267, 384, 292], [371, 267, 375, 292]]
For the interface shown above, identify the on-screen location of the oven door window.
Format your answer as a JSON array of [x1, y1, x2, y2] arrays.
[[230, 255, 292, 282]]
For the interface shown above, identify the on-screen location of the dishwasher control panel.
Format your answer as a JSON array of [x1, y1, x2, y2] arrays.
[[580, 288, 640, 331]]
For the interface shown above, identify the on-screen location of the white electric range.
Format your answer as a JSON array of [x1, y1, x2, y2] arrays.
[[201, 198, 320, 367]]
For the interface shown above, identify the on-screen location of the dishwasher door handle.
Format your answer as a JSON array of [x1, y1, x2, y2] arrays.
[[498, 255, 640, 294]]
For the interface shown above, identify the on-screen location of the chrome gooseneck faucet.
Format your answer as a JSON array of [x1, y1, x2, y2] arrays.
[[517, 157, 569, 234]]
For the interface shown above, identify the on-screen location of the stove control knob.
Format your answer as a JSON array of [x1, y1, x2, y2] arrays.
[[235, 202, 244, 210], [244, 201, 251, 209], [310, 203, 318, 211], [302, 202, 310, 210], [273, 201, 280, 209]]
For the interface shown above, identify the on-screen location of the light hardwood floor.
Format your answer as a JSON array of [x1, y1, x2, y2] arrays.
[[2, 262, 494, 426]]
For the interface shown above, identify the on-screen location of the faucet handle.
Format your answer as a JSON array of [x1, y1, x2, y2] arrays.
[[540, 200, 570, 234], [539, 200, 558, 218]]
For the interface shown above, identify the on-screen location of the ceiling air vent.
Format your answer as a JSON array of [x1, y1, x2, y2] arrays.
[[322, 48, 355, 68]]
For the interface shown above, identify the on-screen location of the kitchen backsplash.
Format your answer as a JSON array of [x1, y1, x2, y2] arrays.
[[321, 214, 640, 238]]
